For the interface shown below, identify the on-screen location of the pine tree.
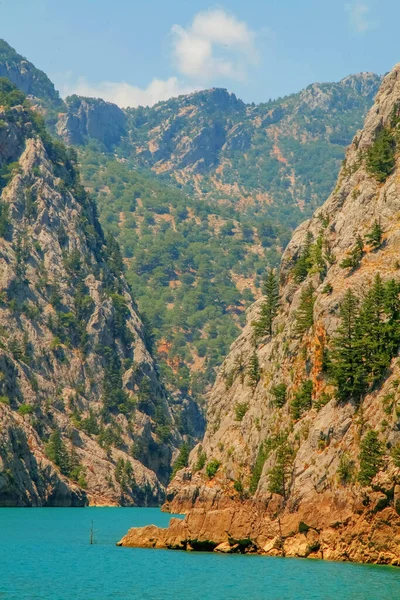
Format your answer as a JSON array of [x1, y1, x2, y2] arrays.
[[171, 442, 190, 478], [366, 128, 396, 183], [46, 429, 71, 476], [290, 380, 313, 420], [253, 268, 279, 338], [268, 442, 295, 498], [358, 430, 384, 486], [247, 350, 261, 390], [358, 274, 391, 384], [331, 289, 366, 402], [340, 236, 364, 270], [295, 283, 315, 334], [365, 219, 383, 250], [293, 232, 313, 282]]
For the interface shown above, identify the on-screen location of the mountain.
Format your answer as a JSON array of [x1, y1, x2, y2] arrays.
[[75, 75, 381, 399], [0, 39, 383, 401], [0, 40, 65, 125], [122, 75, 381, 215], [119, 64, 400, 565], [0, 79, 202, 507]]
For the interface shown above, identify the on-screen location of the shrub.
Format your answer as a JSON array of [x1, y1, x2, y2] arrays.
[[337, 452, 355, 485], [366, 128, 396, 183], [0, 395, 10, 405], [194, 449, 207, 472], [233, 480, 243, 494], [358, 431, 384, 486], [235, 402, 249, 421], [271, 383, 287, 408], [206, 459, 221, 479], [171, 442, 190, 478], [17, 404, 34, 416], [291, 380, 313, 420]]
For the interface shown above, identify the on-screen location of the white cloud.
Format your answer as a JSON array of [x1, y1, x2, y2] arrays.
[[57, 9, 258, 107], [346, 3, 376, 33], [171, 9, 258, 82], [59, 76, 194, 108]]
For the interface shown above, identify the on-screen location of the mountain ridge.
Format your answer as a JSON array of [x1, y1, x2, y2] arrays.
[[119, 62, 400, 565]]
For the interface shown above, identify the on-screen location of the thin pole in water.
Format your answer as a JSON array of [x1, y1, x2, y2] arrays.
[[90, 520, 94, 545]]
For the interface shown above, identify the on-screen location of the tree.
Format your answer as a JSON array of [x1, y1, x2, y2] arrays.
[[366, 128, 396, 183], [290, 380, 313, 420], [365, 219, 383, 250], [268, 442, 295, 498], [358, 274, 391, 385], [253, 268, 280, 338], [295, 283, 315, 334], [331, 289, 366, 402], [206, 459, 220, 479], [340, 236, 364, 270], [271, 383, 287, 408], [293, 232, 313, 282], [247, 350, 261, 390], [46, 429, 71, 476], [171, 442, 190, 478], [358, 431, 384, 486]]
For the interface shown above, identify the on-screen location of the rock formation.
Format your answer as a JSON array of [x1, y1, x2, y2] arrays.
[[119, 65, 400, 564], [0, 81, 201, 506], [57, 96, 127, 148]]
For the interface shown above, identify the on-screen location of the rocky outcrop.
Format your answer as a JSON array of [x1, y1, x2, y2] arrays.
[[0, 86, 199, 506], [0, 405, 87, 506], [57, 96, 127, 147], [0, 39, 65, 115], [120, 64, 400, 563]]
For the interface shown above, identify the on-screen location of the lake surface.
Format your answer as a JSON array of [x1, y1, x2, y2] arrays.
[[0, 507, 399, 600]]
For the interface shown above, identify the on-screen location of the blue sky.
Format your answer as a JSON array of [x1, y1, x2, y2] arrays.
[[1, 0, 399, 107]]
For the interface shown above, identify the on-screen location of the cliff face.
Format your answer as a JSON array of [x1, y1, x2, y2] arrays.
[[120, 65, 400, 564], [0, 40, 64, 117], [0, 83, 201, 507], [124, 74, 381, 215], [57, 96, 127, 148]]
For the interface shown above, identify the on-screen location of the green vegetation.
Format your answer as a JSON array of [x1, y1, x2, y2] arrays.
[[365, 219, 384, 250], [337, 452, 355, 485], [194, 448, 207, 472], [206, 459, 221, 479], [331, 276, 400, 403], [358, 431, 384, 486], [247, 351, 261, 390], [115, 457, 135, 492], [252, 268, 279, 338], [366, 128, 396, 183], [291, 380, 313, 420], [340, 236, 364, 270], [76, 76, 379, 398], [171, 442, 190, 478], [295, 283, 315, 334], [17, 404, 34, 416], [249, 432, 289, 494], [270, 383, 287, 408], [235, 402, 249, 421], [268, 442, 295, 498], [45, 429, 86, 486]]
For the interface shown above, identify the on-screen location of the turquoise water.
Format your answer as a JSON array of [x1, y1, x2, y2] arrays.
[[0, 508, 399, 600]]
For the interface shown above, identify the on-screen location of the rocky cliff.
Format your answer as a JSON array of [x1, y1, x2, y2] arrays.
[[0, 40, 65, 121], [0, 79, 201, 506], [119, 65, 400, 564], [57, 95, 127, 148]]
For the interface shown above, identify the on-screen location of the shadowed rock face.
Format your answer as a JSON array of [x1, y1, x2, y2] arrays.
[[0, 89, 203, 507], [57, 96, 127, 148], [0, 40, 64, 112], [119, 64, 400, 564]]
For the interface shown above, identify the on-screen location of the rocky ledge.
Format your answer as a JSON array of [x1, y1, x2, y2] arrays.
[[117, 489, 400, 565]]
